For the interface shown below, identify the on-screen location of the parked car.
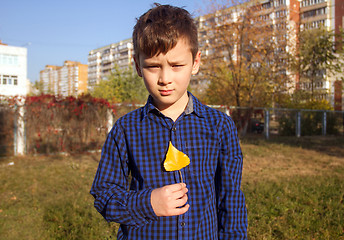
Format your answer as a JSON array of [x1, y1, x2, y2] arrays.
[[251, 119, 264, 134]]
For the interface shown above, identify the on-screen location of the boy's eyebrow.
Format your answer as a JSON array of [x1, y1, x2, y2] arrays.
[[142, 59, 161, 66], [143, 58, 186, 66], [168, 60, 186, 65]]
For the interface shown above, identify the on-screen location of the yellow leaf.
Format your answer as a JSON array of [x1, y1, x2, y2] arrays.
[[163, 141, 190, 171]]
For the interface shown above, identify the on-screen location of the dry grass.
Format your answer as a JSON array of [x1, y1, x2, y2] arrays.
[[241, 136, 344, 182], [241, 136, 344, 239], [0, 136, 343, 239]]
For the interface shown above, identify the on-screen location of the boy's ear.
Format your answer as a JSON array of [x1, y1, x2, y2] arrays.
[[191, 51, 201, 75], [134, 56, 142, 77]]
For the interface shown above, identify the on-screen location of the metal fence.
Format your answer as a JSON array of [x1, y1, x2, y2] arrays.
[[2, 103, 343, 156], [210, 106, 344, 139]]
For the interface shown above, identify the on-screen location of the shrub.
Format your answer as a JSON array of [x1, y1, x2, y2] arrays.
[[25, 94, 115, 154]]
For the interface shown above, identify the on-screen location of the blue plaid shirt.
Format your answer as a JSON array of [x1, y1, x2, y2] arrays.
[[90, 93, 247, 239]]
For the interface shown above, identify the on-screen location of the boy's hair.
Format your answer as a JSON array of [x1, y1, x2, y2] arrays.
[[133, 3, 198, 61]]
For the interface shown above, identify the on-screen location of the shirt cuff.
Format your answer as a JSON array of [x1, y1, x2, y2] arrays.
[[127, 188, 158, 227]]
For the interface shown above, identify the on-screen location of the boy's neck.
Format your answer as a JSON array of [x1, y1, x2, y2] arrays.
[[154, 92, 189, 122]]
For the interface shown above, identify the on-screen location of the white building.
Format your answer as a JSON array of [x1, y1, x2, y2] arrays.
[[40, 61, 88, 97], [87, 38, 134, 91], [0, 41, 28, 96]]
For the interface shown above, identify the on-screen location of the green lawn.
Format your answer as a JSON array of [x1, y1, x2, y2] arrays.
[[1, 136, 343, 239]]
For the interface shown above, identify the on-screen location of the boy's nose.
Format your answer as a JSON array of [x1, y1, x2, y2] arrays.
[[158, 68, 172, 85]]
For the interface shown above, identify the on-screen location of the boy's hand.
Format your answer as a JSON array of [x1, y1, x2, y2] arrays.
[[151, 183, 189, 217]]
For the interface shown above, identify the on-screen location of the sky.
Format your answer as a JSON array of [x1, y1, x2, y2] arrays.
[[1, 0, 205, 83]]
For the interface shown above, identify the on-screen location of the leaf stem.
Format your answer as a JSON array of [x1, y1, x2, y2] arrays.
[[178, 170, 183, 183]]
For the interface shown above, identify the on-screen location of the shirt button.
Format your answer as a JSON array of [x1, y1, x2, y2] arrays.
[[172, 127, 177, 132], [180, 222, 186, 227]]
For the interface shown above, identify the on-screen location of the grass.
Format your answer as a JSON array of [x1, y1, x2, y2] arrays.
[[0, 154, 118, 240], [241, 136, 344, 239], [1, 136, 343, 239]]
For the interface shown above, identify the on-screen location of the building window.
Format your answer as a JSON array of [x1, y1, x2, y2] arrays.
[[262, 2, 272, 9], [274, 0, 286, 7], [301, 0, 325, 7], [0, 54, 19, 66], [12, 76, 18, 85], [3, 75, 9, 85], [304, 19, 325, 29], [302, 7, 327, 19]]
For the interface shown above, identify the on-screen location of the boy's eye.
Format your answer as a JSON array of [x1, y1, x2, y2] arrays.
[[146, 65, 159, 69], [172, 65, 184, 68]]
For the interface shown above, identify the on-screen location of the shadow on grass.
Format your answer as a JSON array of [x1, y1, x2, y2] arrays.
[[241, 135, 344, 158]]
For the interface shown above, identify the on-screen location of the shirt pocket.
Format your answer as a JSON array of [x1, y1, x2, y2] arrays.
[[184, 142, 219, 179]]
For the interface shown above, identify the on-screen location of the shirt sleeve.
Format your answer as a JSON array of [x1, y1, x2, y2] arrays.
[[216, 116, 248, 239], [90, 122, 158, 228]]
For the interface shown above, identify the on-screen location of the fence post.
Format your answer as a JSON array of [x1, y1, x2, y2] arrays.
[[296, 111, 301, 138], [106, 108, 114, 133], [264, 109, 270, 140], [322, 111, 327, 136], [225, 107, 230, 116], [14, 101, 26, 155]]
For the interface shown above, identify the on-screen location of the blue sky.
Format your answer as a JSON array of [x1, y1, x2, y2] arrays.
[[1, 0, 203, 82]]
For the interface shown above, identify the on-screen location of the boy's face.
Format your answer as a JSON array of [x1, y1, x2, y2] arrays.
[[135, 38, 201, 112]]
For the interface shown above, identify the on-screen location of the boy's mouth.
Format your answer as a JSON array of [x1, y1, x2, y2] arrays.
[[159, 89, 173, 96]]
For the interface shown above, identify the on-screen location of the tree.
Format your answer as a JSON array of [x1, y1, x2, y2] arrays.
[[91, 65, 148, 103], [290, 27, 344, 100], [29, 80, 45, 95], [200, 0, 290, 108], [198, 0, 290, 133]]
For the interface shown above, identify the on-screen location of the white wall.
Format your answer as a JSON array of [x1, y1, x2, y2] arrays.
[[0, 44, 28, 96]]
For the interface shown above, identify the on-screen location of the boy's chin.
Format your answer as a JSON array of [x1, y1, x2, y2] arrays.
[[152, 96, 173, 106], [153, 94, 188, 110]]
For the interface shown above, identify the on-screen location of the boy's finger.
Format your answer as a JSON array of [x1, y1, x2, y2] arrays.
[[171, 183, 186, 192], [175, 193, 188, 206], [174, 187, 188, 199], [174, 203, 190, 216], [169, 183, 186, 192]]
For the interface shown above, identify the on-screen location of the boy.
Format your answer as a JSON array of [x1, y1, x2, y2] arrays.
[[90, 4, 247, 239]]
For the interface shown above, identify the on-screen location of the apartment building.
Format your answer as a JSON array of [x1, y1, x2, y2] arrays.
[[196, 0, 344, 109], [40, 65, 61, 94], [87, 38, 134, 91], [300, 0, 343, 109], [0, 41, 28, 96], [40, 61, 87, 97]]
